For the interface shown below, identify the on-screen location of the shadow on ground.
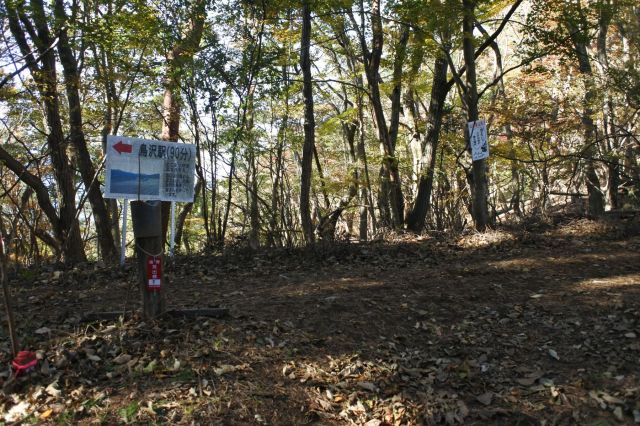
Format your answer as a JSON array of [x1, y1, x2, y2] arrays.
[[2, 218, 639, 424]]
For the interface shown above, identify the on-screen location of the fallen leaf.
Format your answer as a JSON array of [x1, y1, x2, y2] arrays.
[[39, 409, 53, 420], [548, 349, 560, 361], [143, 360, 157, 373], [46, 382, 61, 397], [476, 392, 493, 406], [357, 381, 377, 392], [601, 393, 624, 405], [539, 378, 555, 387], [516, 377, 535, 386], [214, 363, 248, 376], [113, 354, 132, 365], [282, 365, 293, 376], [316, 398, 332, 411], [4, 401, 30, 422], [457, 400, 469, 418]]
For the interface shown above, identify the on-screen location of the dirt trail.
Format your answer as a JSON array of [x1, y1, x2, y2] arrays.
[[1, 219, 639, 424]]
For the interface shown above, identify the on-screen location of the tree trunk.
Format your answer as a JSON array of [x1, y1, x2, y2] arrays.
[[158, 0, 207, 242], [160, 60, 182, 243], [175, 179, 203, 249], [462, 0, 488, 231], [596, 7, 619, 210], [567, 19, 605, 216], [185, 84, 211, 246], [54, 0, 118, 262], [248, 133, 260, 250], [357, 97, 374, 240], [369, 1, 404, 228], [4, 0, 85, 263], [300, 0, 315, 244], [92, 27, 123, 253], [317, 109, 359, 241], [351, 0, 404, 228], [268, 66, 290, 247], [406, 55, 449, 232]]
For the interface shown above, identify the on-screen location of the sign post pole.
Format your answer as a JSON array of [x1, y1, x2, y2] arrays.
[[131, 200, 164, 319], [170, 201, 176, 257], [104, 136, 196, 320], [120, 199, 128, 266]]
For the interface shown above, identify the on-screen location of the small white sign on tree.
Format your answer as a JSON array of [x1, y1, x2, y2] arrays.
[[468, 120, 489, 161]]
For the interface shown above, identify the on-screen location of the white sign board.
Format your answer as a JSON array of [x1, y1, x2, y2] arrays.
[[104, 136, 196, 202], [468, 120, 489, 161]]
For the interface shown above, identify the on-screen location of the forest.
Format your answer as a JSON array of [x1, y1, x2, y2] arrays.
[[1, 0, 640, 424], [0, 0, 637, 262]]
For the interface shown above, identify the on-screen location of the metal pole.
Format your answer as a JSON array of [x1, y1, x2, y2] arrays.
[[170, 201, 176, 257], [120, 199, 128, 266]]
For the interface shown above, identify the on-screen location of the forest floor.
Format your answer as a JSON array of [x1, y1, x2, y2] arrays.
[[1, 216, 640, 425]]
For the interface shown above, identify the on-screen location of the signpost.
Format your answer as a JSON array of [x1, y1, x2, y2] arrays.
[[467, 119, 489, 161], [120, 201, 128, 266], [105, 136, 196, 203], [104, 135, 197, 260], [104, 135, 196, 319]]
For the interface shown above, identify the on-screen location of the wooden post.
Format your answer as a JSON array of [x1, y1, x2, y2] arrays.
[[130, 200, 165, 319]]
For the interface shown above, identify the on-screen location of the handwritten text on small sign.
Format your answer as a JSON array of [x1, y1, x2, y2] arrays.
[[467, 120, 489, 161], [105, 136, 196, 202], [146, 257, 162, 292]]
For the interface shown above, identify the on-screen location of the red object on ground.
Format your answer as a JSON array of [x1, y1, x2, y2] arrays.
[[12, 351, 37, 375]]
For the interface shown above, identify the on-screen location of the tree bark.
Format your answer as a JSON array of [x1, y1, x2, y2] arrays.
[[53, 0, 118, 262], [317, 106, 359, 241], [566, 17, 605, 216], [175, 179, 202, 250], [159, 0, 207, 242], [596, 6, 619, 210], [406, 55, 449, 232], [350, 1, 404, 228], [330, 14, 376, 239], [300, 0, 315, 244], [268, 66, 290, 247], [462, 0, 489, 231], [4, 0, 85, 263], [369, 1, 404, 228]]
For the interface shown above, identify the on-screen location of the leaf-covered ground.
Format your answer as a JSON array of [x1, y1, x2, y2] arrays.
[[1, 217, 640, 425]]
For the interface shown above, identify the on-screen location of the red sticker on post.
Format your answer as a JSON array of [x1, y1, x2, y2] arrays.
[[146, 257, 162, 291]]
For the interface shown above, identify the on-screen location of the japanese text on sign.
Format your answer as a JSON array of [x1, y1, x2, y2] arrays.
[[146, 257, 162, 291], [467, 120, 489, 161], [104, 136, 196, 202]]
